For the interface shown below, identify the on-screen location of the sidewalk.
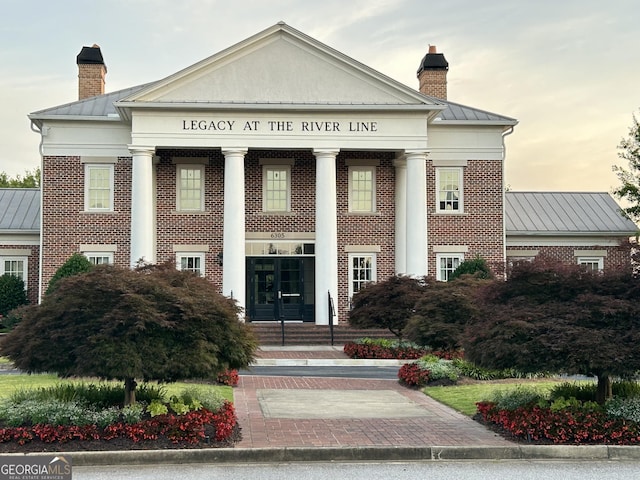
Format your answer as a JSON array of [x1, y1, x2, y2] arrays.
[[47, 347, 640, 465]]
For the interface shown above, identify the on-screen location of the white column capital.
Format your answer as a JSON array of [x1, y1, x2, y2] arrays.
[[313, 149, 340, 158], [403, 149, 429, 161], [222, 147, 248, 157], [128, 145, 156, 156]]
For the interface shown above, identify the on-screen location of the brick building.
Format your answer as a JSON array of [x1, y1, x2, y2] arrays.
[[14, 23, 636, 324]]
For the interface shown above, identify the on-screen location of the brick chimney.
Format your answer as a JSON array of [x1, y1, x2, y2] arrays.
[[417, 45, 448, 99], [76, 44, 107, 100]]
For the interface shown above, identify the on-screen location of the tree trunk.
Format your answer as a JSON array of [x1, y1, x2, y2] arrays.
[[124, 377, 138, 406], [595, 374, 612, 405]]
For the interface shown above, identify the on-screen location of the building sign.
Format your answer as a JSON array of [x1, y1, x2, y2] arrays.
[[1, 456, 72, 480], [181, 119, 378, 134]]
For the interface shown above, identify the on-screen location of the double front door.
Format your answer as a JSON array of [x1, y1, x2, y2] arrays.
[[246, 257, 315, 322]]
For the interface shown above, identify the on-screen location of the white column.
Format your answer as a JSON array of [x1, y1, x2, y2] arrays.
[[394, 157, 407, 275], [314, 149, 339, 326], [405, 150, 428, 277], [222, 148, 247, 312], [129, 146, 156, 268]]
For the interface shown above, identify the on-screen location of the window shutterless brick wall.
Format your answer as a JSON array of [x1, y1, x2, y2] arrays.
[[41, 156, 131, 293], [155, 149, 224, 292], [336, 151, 396, 323], [427, 159, 505, 276], [41, 151, 507, 324]]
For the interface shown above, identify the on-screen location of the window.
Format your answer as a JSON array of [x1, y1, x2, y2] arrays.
[[348, 254, 376, 300], [84, 252, 114, 265], [263, 166, 290, 212], [578, 257, 604, 271], [85, 164, 114, 212], [436, 167, 463, 212], [436, 253, 464, 281], [1, 257, 27, 288], [177, 253, 205, 276], [349, 166, 375, 213], [177, 165, 205, 211]]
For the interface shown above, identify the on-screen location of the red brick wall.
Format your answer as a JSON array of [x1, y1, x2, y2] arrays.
[[506, 243, 633, 271], [427, 159, 505, 277], [155, 149, 224, 292], [41, 155, 131, 292], [336, 151, 397, 322]]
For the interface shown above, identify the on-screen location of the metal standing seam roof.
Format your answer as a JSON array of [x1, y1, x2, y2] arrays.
[[0, 188, 40, 233], [505, 192, 639, 236], [29, 87, 517, 125]]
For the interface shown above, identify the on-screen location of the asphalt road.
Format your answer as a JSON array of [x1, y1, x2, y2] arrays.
[[73, 460, 640, 480]]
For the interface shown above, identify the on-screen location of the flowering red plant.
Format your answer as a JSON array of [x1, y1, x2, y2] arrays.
[[398, 363, 430, 388], [217, 369, 239, 386]]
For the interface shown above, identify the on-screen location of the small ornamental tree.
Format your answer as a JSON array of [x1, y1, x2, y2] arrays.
[[464, 258, 640, 404], [1, 262, 258, 405], [46, 253, 93, 295], [404, 275, 486, 350], [0, 274, 28, 316], [348, 275, 427, 339]]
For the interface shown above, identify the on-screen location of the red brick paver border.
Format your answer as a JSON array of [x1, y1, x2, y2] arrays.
[[234, 375, 513, 448]]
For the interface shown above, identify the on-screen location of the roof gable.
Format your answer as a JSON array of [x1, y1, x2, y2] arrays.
[[119, 23, 441, 107]]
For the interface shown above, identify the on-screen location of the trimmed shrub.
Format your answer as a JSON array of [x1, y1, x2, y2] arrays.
[[45, 253, 93, 295], [449, 255, 494, 281], [0, 274, 28, 317]]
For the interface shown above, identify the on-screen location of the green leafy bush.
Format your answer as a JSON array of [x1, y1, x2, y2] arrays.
[[0, 399, 121, 428], [417, 356, 459, 382], [449, 255, 494, 280], [179, 386, 225, 413], [147, 400, 169, 417], [0, 274, 28, 317], [489, 385, 545, 411], [45, 253, 93, 295]]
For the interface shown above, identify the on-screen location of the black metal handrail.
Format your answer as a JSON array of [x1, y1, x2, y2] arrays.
[[328, 290, 336, 346]]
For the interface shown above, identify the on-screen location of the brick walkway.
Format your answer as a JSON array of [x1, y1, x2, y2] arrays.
[[234, 374, 513, 448]]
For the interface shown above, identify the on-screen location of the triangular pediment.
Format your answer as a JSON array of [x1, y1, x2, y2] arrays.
[[121, 23, 440, 107]]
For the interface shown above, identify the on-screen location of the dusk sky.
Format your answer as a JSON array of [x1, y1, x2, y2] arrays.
[[1, 0, 638, 195]]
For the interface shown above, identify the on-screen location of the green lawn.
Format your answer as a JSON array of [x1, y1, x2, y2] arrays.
[[424, 380, 569, 416], [0, 374, 233, 403]]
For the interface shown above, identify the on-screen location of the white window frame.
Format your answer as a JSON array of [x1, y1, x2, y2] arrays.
[[348, 166, 376, 213], [436, 167, 463, 213], [263, 165, 291, 212], [577, 256, 604, 271], [176, 165, 205, 212], [436, 253, 465, 281], [176, 252, 205, 277], [84, 164, 114, 212], [1, 257, 28, 288], [83, 252, 114, 265], [348, 253, 377, 301]]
